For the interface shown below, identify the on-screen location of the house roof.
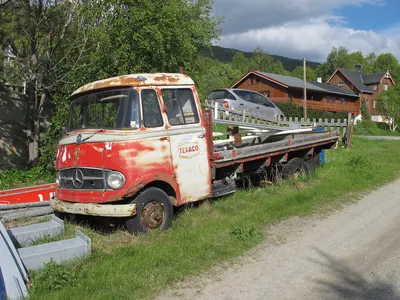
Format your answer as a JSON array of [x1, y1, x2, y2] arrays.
[[336, 68, 373, 93], [255, 71, 327, 92], [362, 72, 387, 84], [311, 82, 359, 98]]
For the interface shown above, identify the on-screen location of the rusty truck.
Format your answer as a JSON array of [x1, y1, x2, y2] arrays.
[[50, 73, 339, 232]]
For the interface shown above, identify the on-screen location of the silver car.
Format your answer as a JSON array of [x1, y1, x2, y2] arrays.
[[206, 88, 285, 120]]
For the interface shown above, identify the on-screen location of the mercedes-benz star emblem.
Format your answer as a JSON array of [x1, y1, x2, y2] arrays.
[[72, 169, 84, 188]]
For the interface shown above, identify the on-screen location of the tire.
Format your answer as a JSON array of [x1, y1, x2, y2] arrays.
[[282, 158, 309, 179], [125, 187, 173, 233]]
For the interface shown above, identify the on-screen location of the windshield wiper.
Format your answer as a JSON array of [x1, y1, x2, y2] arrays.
[[77, 129, 104, 145]]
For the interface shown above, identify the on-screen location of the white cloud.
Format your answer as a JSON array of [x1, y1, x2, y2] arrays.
[[213, 0, 400, 63]]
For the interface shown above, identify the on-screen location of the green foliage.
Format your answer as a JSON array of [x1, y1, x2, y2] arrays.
[[354, 120, 400, 136], [315, 63, 332, 82], [360, 99, 371, 121], [325, 47, 400, 79], [373, 53, 400, 74], [0, 166, 54, 190], [291, 65, 316, 81], [376, 84, 400, 131]]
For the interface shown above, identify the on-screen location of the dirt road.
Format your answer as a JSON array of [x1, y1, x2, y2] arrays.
[[157, 179, 400, 300]]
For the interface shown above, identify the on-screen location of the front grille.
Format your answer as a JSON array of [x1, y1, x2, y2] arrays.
[[60, 168, 105, 190]]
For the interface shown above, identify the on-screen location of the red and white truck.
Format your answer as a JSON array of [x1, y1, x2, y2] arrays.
[[50, 73, 339, 232]]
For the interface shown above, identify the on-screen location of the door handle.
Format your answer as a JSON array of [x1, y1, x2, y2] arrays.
[[198, 134, 205, 138], [240, 103, 244, 106], [256, 107, 260, 109]]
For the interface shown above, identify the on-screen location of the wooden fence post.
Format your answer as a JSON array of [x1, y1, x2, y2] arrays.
[[346, 113, 353, 148]]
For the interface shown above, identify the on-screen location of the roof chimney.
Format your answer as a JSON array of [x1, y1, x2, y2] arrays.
[[355, 63, 362, 73], [317, 77, 322, 83]]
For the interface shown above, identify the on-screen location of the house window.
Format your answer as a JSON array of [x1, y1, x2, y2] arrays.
[[338, 82, 344, 87], [340, 98, 344, 104], [373, 85, 378, 91], [255, 77, 260, 83], [373, 100, 376, 109], [327, 96, 331, 103], [384, 84, 388, 91], [249, 78, 255, 84]]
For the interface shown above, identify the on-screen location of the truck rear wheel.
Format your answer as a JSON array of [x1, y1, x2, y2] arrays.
[[282, 158, 309, 179], [125, 187, 173, 233]]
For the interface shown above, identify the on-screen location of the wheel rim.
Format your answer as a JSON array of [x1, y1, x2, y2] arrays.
[[141, 201, 165, 229]]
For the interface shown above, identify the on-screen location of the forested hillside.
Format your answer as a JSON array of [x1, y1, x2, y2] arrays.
[[202, 45, 320, 71]]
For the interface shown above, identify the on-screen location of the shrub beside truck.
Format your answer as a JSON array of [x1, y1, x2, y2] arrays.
[[50, 73, 339, 232]]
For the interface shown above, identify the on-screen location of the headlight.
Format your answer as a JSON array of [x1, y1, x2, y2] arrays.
[[56, 172, 61, 187], [106, 171, 125, 190]]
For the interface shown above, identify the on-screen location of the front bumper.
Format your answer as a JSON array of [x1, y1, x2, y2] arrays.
[[50, 198, 136, 217]]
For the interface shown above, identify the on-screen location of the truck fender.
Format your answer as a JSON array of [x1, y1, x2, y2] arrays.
[[124, 172, 181, 205]]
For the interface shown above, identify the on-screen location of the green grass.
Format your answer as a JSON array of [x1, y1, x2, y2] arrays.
[[354, 120, 400, 136], [28, 138, 400, 300]]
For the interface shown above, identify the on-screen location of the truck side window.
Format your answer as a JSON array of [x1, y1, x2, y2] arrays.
[[142, 89, 163, 128], [162, 88, 199, 126]]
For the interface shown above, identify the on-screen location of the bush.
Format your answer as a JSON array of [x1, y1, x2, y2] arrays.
[[277, 102, 349, 120], [0, 166, 54, 190], [360, 99, 371, 120]]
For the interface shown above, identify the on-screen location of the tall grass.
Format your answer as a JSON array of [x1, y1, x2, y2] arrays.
[[28, 138, 400, 300]]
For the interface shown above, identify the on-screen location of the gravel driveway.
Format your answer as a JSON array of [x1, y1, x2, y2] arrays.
[[157, 179, 400, 300]]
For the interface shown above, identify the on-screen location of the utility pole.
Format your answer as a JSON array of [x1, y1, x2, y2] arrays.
[[303, 58, 307, 119]]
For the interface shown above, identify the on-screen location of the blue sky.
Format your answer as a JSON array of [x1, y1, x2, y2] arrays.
[[213, 0, 400, 62], [334, 0, 399, 32]]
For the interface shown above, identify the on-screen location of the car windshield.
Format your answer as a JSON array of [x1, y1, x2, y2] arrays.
[[68, 89, 139, 131]]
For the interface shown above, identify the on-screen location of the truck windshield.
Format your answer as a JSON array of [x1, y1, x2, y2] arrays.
[[69, 89, 139, 131]]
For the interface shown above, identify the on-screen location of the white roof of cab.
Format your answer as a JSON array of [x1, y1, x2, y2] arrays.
[[72, 73, 194, 96]]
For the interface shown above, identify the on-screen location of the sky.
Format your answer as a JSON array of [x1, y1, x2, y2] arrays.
[[213, 0, 400, 63]]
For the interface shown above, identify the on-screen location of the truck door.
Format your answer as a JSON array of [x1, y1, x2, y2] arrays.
[[162, 87, 211, 203]]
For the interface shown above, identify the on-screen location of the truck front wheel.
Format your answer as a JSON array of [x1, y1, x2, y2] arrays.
[[125, 187, 173, 233]]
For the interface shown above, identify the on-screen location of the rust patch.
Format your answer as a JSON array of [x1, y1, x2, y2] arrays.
[[71, 73, 194, 96]]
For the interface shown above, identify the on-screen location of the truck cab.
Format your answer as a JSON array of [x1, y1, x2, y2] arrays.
[[52, 73, 212, 232]]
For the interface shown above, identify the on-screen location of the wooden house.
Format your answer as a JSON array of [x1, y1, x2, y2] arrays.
[[327, 68, 395, 116]]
